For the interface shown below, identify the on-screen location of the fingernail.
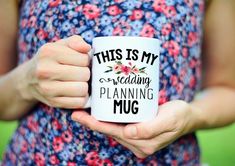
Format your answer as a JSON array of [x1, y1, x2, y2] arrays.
[[126, 126, 137, 137], [71, 115, 77, 121], [71, 114, 81, 121], [87, 44, 92, 50]]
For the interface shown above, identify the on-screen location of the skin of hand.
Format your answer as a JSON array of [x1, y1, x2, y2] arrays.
[[71, 100, 198, 158], [19, 35, 91, 109]]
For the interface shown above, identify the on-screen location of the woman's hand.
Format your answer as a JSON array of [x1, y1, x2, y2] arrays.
[[20, 35, 91, 109], [71, 100, 199, 158]]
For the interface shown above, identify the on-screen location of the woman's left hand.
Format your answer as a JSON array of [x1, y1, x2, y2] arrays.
[[71, 100, 199, 158]]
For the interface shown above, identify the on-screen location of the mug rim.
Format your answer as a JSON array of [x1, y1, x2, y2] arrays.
[[93, 36, 161, 43]]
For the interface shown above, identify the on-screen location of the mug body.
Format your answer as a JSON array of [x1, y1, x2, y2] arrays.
[[91, 36, 160, 123]]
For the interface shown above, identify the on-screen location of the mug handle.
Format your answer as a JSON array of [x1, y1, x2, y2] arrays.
[[83, 49, 94, 109]]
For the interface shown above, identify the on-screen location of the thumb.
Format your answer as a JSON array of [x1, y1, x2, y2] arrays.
[[56, 35, 91, 53], [123, 116, 166, 140]]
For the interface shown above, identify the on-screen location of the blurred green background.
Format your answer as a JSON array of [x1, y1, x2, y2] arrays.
[[0, 121, 235, 165]]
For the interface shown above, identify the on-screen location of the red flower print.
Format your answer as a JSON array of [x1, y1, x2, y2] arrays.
[[21, 18, 28, 28], [37, 29, 48, 40], [158, 89, 167, 105], [34, 152, 45, 166], [172, 160, 178, 166], [62, 130, 73, 143], [105, 61, 146, 75], [49, 0, 62, 7], [19, 127, 26, 135], [153, 0, 166, 12], [107, 137, 118, 147], [161, 23, 172, 36], [108, 5, 122, 16], [188, 32, 197, 46], [130, 9, 143, 20], [189, 76, 196, 88], [184, 0, 194, 8], [52, 119, 62, 130], [27, 117, 38, 132], [163, 40, 180, 57], [132, 68, 139, 74], [113, 26, 124, 36], [140, 24, 155, 38], [191, 16, 197, 26], [75, 6, 83, 12], [176, 82, 184, 94], [163, 6, 177, 18], [199, 2, 205, 12], [170, 75, 178, 87], [20, 140, 28, 153], [49, 155, 59, 165], [114, 0, 124, 3], [183, 151, 190, 161], [67, 161, 77, 166], [51, 36, 60, 42], [137, 158, 145, 163], [121, 65, 131, 76], [189, 59, 197, 68], [113, 64, 121, 72], [28, 16, 37, 27], [53, 137, 64, 153], [83, 4, 100, 19], [41, 104, 54, 114], [85, 151, 100, 166], [101, 159, 113, 166], [180, 68, 187, 80], [182, 47, 188, 58]]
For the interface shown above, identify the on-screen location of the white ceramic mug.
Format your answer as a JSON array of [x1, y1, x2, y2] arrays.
[[85, 36, 160, 123]]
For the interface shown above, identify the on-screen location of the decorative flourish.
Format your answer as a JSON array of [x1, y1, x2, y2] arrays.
[[104, 61, 147, 76]]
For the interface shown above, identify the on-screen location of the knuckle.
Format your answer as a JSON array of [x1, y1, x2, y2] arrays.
[[35, 64, 50, 79], [81, 82, 89, 95], [38, 43, 54, 57], [84, 67, 91, 81], [38, 82, 50, 95], [82, 54, 90, 66], [77, 97, 87, 108]]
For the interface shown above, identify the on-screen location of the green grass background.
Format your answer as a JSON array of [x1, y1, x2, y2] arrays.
[[0, 121, 235, 165]]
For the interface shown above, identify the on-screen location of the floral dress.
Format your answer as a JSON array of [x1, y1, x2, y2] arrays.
[[2, 0, 204, 165]]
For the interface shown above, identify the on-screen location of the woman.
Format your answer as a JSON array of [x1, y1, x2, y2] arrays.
[[1, 0, 235, 165]]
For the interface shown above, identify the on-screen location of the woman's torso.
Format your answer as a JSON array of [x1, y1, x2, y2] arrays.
[[3, 0, 204, 165]]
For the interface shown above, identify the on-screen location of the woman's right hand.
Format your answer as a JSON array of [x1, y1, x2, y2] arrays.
[[21, 35, 91, 109]]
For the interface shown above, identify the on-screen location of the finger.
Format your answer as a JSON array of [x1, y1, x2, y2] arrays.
[[114, 135, 165, 157], [41, 43, 90, 67], [123, 108, 168, 139], [71, 111, 124, 138], [56, 35, 91, 53], [113, 137, 148, 159], [54, 65, 90, 82], [56, 51, 90, 67], [39, 81, 88, 97], [38, 64, 90, 82], [48, 96, 88, 109]]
